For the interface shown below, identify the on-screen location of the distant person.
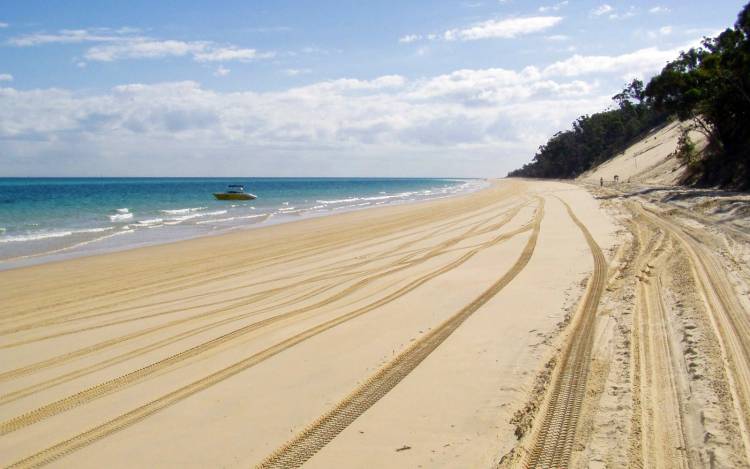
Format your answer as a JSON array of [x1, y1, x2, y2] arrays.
[[600, 177, 603, 187], [614, 175, 619, 184]]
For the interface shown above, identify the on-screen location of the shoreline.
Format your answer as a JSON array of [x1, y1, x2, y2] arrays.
[[0, 178, 621, 467], [0, 178, 488, 271]]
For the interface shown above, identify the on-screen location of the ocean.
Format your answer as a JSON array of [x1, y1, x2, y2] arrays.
[[0, 177, 484, 269]]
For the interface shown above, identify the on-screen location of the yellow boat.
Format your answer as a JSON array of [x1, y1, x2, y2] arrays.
[[213, 184, 257, 201]]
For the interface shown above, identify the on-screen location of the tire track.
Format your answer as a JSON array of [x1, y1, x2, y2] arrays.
[[525, 198, 607, 469], [1, 195, 519, 341], [637, 205, 750, 463], [0, 201, 522, 388], [255, 198, 544, 469], [628, 210, 690, 469], [4, 204, 537, 468], [1, 183, 522, 326], [0, 198, 514, 336], [627, 221, 646, 469], [1, 203, 531, 440], [0, 202, 522, 406]]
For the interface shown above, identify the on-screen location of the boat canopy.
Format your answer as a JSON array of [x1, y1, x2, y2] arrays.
[[226, 184, 245, 193]]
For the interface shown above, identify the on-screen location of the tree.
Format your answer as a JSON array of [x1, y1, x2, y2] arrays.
[[644, 2, 750, 187], [612, 79, 645, 109], [509, 80, 667, 179], [511, 2, 750, 188]]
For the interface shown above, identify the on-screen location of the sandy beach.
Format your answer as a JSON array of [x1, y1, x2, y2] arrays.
[[0, 179, 616, 467], [3, 175, 750, 468], [3, 2, 749, 467]]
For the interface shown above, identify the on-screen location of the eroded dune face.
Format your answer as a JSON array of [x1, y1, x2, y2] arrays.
[[579, 119, 707, 187]]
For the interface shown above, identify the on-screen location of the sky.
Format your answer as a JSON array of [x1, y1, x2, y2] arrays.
[[0, 0, 746, 177]]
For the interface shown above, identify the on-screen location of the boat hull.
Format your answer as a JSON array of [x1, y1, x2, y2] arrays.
[[213, 193, 257, 200]]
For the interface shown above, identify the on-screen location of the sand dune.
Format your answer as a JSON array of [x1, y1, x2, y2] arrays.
[[578, 119, 707, 186]]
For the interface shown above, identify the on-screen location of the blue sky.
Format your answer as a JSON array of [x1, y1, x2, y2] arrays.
[[0, 0, 745, 176]]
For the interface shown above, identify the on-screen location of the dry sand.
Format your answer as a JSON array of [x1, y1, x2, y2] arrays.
[[578, 119, 707, 187], [571, 183, 750, 469], [2, 172, 749, 468]]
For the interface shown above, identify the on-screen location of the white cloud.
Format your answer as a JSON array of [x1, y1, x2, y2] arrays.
[[444, 16, 562, 41], [194, 47, 273, 62], [591, 4, 613, 16], [606, 6, 638, 20], [545, 34, 569, 41], [649, 6, 671, 14], [539, 1, 568, 13], [684, 27, 722, 37], [399, 34, 421, 43], [409, 67, 539, 99], [0, 22, 8, 28], [638, 25, 674, 40], [5, 41, 702, 176], [9, 28, 131, 46], [10, 28, 272, 64], [407, 66, 594, 103], [84, 40, 272, 63], [0, 73, 13, 82], [284, 68, 312, 76], [115, 27, 141, 35], [85, 39, 203, 61], [295, 75, 407, 93], [542, 43, 694, 79], [0, 66, 611, 176], [214, 66, 230, 77]]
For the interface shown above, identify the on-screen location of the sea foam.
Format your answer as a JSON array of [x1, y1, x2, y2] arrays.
[[316, 197, 360, 205], [160, 207, 207, 215], [109, 212, 134, 222], [0, 227, 114, 243]]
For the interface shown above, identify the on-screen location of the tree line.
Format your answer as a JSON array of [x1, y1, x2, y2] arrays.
[[509, 2, 750, 189]]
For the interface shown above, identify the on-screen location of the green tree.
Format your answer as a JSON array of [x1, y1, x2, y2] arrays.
[[511, 2, 750, 189], [645, 2, 750, 187]]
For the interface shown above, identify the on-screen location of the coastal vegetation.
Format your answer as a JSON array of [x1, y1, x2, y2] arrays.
[[510, 2, 750, 189], [507, 79, 668, 180]]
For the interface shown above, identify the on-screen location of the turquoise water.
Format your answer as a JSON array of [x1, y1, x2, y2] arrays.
[[0, 177, 482, 267]]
